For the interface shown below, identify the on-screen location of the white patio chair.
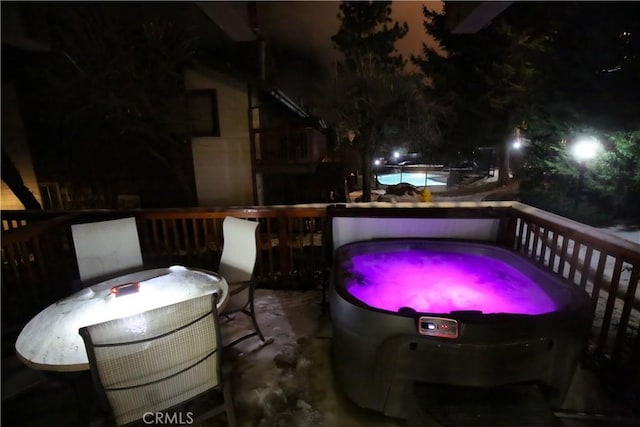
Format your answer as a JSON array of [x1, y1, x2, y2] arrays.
[[79, 293, 236, 427], [71, 217, 143, 283], [218, 216, 267, 348]]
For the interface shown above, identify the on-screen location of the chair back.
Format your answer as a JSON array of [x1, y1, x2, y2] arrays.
[[71, 217, 143, 282], [79, 293, 222, 426], [218, 217, 259, 284]]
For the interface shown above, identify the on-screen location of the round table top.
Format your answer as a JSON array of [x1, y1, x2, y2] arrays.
[[15, 266, 228, 372]]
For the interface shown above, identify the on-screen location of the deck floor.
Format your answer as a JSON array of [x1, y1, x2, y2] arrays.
[[2, 287, 637, 427]]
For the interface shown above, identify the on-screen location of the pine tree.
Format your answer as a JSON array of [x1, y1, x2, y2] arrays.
[[412, 4, 546, 184], [330, 1, 409, 202], [39, 3, 198, 207]]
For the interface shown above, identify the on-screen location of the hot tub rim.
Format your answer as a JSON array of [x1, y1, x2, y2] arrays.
[[332, 238, 591, 320]]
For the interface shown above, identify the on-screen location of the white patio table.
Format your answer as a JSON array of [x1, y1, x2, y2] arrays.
[[15, 265, 228, 372]]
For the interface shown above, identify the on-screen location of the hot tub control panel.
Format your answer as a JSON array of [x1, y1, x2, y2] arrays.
[[418, 316, 458, 338]]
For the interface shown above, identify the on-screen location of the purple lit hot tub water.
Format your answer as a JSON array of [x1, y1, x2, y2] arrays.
[[344, 249, 558, 316]]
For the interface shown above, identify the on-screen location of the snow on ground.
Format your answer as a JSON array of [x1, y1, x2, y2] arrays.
[[599, 225, 640, 246]]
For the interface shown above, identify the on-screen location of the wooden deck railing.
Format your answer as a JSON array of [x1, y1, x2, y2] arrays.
[[2, 202, 639, 375], [133, 206, 327, 282], [507, 203, 640, 370], [256, 128, 327, 165]]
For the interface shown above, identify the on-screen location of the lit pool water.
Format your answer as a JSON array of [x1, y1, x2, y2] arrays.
[[377, 172, 446, 187]]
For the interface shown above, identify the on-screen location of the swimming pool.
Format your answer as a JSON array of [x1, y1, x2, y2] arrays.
[[377, 172, 446, 187]]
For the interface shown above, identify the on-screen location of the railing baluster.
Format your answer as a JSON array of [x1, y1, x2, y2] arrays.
[[140, 218, 151, 261], [597, 258, 624, 358], [590, 252, 608, 328], [539, 227, 550, 267], [568, 241, 582, 282], [159, 219, 168, 262], [548, 231, 559, 272], [171, 219, 180, 263], [579, 246, 594, 291], [156, 220, 164, 261], [5, 242, 29, 313], [32, 235, 49, 299], [298, 216, 306, 271], [21, 241, 38, 301], [181, 218, 190, 258], [558, 235, 570, 278], [265, 217, 275, 276], [631, 326, 640, 375], [290, 217, 299, 271], [277, 213, 290, 282], [612, 264, 639, 365], [516, 217, 525, 252], [202, 217, 211, 253], [531, 223, 541, 262], [192, 218, 200, 257], [523, 220, 532, 257]]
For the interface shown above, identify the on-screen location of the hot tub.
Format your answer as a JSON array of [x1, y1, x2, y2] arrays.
[[330, 239, 592, 419]]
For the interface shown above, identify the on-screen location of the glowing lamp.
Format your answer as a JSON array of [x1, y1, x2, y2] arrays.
[[570, 136, 600, 208], [571, 137, 601, 163]]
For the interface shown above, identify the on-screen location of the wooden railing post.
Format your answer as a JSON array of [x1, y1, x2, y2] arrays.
[[277, 211, 291, 285], [497, 210, 518, 249]]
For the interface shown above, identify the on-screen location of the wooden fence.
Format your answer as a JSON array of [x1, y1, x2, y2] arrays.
[[2, 202, 639, 376]]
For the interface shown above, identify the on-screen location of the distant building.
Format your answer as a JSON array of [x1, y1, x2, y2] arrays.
[[1, 2, 339, 209]]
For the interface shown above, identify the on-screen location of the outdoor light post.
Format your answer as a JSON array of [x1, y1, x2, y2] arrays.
[[393, 151, 402, 183], [374, 159, 380, 189], [507, 138, 522, 179], [575, 163, 587, 209], [571, 137, 601, 209]]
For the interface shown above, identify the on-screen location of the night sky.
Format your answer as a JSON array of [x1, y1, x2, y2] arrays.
[[255, 1, 443, 106]]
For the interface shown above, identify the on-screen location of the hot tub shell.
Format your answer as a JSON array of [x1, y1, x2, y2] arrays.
[[330, 239, 592, 419]]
